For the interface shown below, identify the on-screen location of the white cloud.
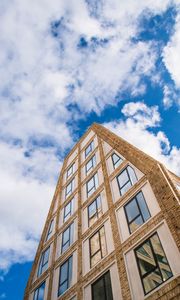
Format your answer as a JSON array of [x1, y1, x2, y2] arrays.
[[0, 0, 179, 274], [104, 102, 180, 175], [163, 5, 180, 88]]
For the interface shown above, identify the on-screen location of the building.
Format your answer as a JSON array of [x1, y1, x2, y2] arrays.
[[24, 123, 180, 300]]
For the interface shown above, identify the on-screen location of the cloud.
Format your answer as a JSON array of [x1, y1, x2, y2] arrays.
[[0, 0, 179, 274], [104, 102, 180, 175]]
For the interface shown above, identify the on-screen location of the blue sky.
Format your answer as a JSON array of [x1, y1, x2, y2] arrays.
[[0, 0, 180, 299]]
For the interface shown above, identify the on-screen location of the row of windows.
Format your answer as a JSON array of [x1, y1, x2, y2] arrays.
[[34, 232, 173, 299]]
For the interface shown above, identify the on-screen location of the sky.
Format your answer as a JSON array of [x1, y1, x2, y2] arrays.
[[0, 0, 180, 299]]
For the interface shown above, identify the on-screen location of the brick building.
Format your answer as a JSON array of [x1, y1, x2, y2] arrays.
[[24, 123, 180, 300]]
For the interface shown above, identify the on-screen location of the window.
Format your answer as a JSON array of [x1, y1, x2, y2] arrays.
[[86, 173, 98, 198], [88, 195, 102, 227], [117, 165, 137, 196], [61, 223, 74, 253], [111, 153, 123, 169], [85, 140, 94, 158], [46, 219, 54, 241], [67, 163, 75, 179], [37, 247, 50, 277], [89, 226, 107, 267], [58, 256, 73, 296], [92, 271, 113, 300], [135, 233, 173, 295], [64, 198, 74, 223], [124, 191, 151, 233], [65, 178, 74, 198], [85, 155, 96, 174], [33, 281, 45, 300]]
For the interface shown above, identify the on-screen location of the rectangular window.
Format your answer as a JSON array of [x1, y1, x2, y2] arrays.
[[89, 226, 107, 268], [92, 271, 113, 300], [117, 165, 137, 196], [65, 178, 74, 198], [124, 191, 151, 233], [46, 219, 54, 241], [111, 153, 123, 169], [135, 233, 173, 295], [33, 281, 45, 300], [88, 195, 102, 227], [85, 140, 94, 158], [58, 256, 73, 296], [64, 198, 74, 223], [86, 173, 98, 198], [85, 155, 96, 174], [61, 223, 74, 253], [67, 163, 75, 179], [37, 247, 50, 277]]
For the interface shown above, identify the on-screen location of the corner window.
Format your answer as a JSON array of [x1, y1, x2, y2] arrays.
[[88, 195, 102, 227], [46, 219, 54, 241], [135, 233, 173, 295], [124, 191, 151, 233], [117, 165, 137, 196], [67, 163, 75, 179], [85, 140, 94, 158], [65, 178, 75, 198], [61, 223, 74, 253], [86, 173, 99, 198], [85, 155, 96, 174], [111, 153, 123, 169], [89, 226, 107, 267], [58, 256, 73, 296], [92, 271, 113, 300], [37, 247, 50, 277], [33, 281, 45, 300], [64, 198, 74, 223]]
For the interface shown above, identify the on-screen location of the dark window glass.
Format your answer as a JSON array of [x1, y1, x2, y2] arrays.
[[37, 247, 50, 277], [58, 256, 73, 296], [65, 178, 74, 198], [135, 233, 173, 295], [86, 173, 98, 198], [46, 219, 54, 241], [90, 226, 107, 267], [124, 191, 151, 233], [111, 153, 123, 169], [117, 166, 137, 196], [85, 155, 96, 174], [92, 271, 113, 300], [34, 281, 45, 300], [85, 140, 94, 158], [61, 223, 74, 253], [64, 198, 74, 222], [88, 195, 102, 226], [67, 163, 75, 179]]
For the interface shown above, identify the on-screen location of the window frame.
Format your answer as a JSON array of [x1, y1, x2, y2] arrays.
[[111, 152, 123, 169], [89, 226, 107, 268], [65, 178, 74, 198], [85, 140, 94, 158], [134, 232, 173, 295], [37, 246, 50, 277], [46, 219, 54, 241], [116, 165, 138, 196], [61, 222, 74, 254], [66, 163, 75, 179], [91, 270, 113, 300], [124, 191, 151, 234], [88, 195, 102, 227], [86, 173, 98, 198], [63, 198, 74, 223], [33, 281, 46, 300], [58, 255, 73, 297], [85, 154, 96, 174]]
